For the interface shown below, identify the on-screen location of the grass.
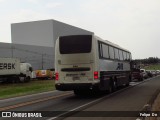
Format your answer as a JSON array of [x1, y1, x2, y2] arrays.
[[0, 80, 55, 99], [144, 64, 160, 70]]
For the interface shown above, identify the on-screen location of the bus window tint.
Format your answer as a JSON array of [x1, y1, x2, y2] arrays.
[[98, 42, 103, 58], [129, 53, 132, 60], [102, 44, 109, 58], [126, 52, 130, 60], [123, 51, 127, 60], [119, 50, 123, 60], [114, 48, 119, 60], [109, 46, 114, 59], [59, 35, 92, 54]]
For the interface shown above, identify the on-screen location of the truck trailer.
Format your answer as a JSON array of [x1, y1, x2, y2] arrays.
[[0, 58, 32, 83]]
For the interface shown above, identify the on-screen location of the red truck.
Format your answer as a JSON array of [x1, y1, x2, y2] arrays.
[[131, 68, 143, 81]]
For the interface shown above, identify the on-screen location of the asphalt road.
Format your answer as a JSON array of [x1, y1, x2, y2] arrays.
[[0, 76, 160, 120], [61, 76, 160, 120]]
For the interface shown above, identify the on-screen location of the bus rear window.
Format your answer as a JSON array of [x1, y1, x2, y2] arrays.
[[59, 35, 92, 54]]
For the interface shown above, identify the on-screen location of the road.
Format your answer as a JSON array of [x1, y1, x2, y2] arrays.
[[0, 76, 160, 120]]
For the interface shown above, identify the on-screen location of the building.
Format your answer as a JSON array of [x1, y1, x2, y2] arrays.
[[0, 19, 93, 70], [0, 42, 54, 70], [11, 19, 93, 47]]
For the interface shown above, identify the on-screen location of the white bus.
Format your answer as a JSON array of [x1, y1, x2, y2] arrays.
[[55, 35, 132, 95]]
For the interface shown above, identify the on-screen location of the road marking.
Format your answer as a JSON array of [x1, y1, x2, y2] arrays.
[[0, 92, 73, 111]]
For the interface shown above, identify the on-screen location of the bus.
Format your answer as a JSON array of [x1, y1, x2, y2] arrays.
[[55, 35, 132, 95]]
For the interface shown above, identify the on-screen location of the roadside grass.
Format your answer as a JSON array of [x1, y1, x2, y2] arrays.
[[0, 80, 55, 99], [144, 64, 160, 70]]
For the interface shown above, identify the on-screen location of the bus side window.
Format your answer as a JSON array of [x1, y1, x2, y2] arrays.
[[98, 42, 103, 58], [123, 51, 127, 61], [129, 53, 132, 60], [109, 46, 115, 59], [114, 48, 119, 60], [126, 52, 130, 60], [119, 50, 124, 60], [102, 44, 109, 59]]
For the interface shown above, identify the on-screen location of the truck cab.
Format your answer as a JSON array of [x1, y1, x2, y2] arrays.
[[20, 63, 33, 82]]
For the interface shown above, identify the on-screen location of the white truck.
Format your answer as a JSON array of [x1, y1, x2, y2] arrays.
[[0, 58, 32, 83]]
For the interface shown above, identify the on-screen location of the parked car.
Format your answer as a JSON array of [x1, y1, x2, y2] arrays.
[[146, 70, 153, 77], [151, 70, 157, 76], [140, 69, 148, 79], [132, 68, 143, 81], [156, 70, 160, 75]]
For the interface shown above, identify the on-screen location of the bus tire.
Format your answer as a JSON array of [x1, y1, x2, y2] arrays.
[[125, 81, 130, 87], [108, 83, 112, 93], [108, 79, 117, 93], [125, 77, 130, 87], [112, 79, 117, 92]]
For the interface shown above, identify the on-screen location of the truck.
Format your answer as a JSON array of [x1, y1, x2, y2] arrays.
[[131, 68, 143, 81], [0, 58, 32, 83], [35, 69, 53, 80]]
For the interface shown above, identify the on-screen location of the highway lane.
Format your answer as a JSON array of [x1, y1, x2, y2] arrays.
[[0, 76, 159, 120], [0, 81, 141, 111], [0, 91, 73, 109], [56, 76, 160, 120], [0, 79, 141, 111], [0, 90, 109, 120]]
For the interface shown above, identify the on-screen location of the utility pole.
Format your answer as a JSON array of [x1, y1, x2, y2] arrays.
[[42, 54, 43, 70], [41, 54, 46, 69], [11, 44, 14, 58]]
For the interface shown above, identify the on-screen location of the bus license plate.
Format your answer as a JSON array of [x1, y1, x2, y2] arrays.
[[72, 76, 80, 80]]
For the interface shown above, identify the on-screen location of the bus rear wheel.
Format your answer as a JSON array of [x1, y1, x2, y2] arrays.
[[108, 80, 117, 93], [112, 80, 117, 92]]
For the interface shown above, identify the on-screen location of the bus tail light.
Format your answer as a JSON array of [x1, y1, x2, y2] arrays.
[[55, 72, 59, 81], [94, 71, 98, 79]]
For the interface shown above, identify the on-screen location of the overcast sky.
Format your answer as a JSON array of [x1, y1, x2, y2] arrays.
[[0, 0, 160, 59]]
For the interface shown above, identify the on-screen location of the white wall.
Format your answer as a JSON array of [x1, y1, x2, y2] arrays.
[[11, 20, 54, 47], [11, 19, 93, 47]]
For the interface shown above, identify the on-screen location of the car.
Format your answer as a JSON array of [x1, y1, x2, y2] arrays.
[[151, 70, 157, 76], [156, 70, 160, 75], [146, 70, 153, 77], [140, 69, 148, 79]]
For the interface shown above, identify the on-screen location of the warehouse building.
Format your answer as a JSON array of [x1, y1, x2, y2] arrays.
[[0, 19, 93, 70], [0, 42, 54, 69], [11, 19, 93, 47]]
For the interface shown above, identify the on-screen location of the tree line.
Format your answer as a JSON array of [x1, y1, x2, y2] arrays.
[[133, 57, 160, 64]]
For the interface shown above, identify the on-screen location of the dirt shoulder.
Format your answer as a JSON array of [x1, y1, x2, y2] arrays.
[[150, 93, 160, 120]]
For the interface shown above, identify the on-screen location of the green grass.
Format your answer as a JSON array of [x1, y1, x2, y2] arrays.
[[0, 80, 55, 99], [144, 64, 160, 70]]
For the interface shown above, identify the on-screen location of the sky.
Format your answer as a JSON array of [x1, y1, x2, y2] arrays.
[[0, 0, 160, 59]]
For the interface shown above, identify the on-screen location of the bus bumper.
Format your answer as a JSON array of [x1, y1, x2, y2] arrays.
[[55, 83, 99, 91]]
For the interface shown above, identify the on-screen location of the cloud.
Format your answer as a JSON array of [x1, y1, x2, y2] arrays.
[[0, 0, 160, 58], [0, 0, 7, 2], [27, 0, 39, 4], [0, 9, 53, 43], [45, 2, 63, 9], [10, 9, 52, 23], [81, 0, 109, 14]]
